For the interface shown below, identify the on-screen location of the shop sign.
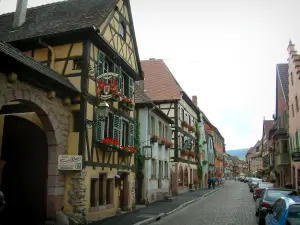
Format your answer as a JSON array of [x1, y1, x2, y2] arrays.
[[58, 155, 82, 170], [183, 139, 192, 150], [292, 152, 300, 162]]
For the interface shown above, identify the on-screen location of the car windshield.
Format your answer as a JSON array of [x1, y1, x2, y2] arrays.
[[265, 190, 297, 202], [287, 205, 300, 225]]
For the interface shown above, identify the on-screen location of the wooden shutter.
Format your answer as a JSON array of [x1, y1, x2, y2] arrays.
[[97, 51, 105, 76], [95, 109, 103, 142], [113, 115, 121, 142], [117, 67, 124, 94], [129, 77, 134, 99], [129, 122, 134, 146]]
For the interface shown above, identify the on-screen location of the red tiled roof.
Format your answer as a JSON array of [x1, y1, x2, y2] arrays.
[[263, 120, 274, 139], [141, 59, 182, 101]]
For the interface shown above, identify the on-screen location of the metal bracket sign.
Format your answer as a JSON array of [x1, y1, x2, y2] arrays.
[[58, 155, 82, 170], [183, 139, 192, 150], [292, 152, 300, 162]]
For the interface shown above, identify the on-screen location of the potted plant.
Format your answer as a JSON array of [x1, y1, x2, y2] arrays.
[[188, 126, 195, 132], [150, 134, 159, 143]]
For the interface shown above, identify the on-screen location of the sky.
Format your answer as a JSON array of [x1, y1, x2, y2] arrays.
[[1, 0, 300, 150]]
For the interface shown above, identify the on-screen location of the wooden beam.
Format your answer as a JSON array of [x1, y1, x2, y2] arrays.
[[62, 43, 74, 75], [167, 102, 173, 116]]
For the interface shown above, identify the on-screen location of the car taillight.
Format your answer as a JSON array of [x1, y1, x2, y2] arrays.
[[260, 202, 271, 208]]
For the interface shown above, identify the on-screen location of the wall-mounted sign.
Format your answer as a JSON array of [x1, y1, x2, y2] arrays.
[[292, 152, 300, 162], [183, 139, 192, 150], [96, 72, 119, 100], [58, 155, 82, 171]]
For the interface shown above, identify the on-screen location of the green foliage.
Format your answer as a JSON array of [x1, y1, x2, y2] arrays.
[[197, 161, 203, 178], [213, 148, 217, 158], [135, 110, 145, 180]]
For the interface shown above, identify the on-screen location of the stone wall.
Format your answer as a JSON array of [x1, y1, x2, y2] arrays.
[[0, 74, 71, 219]]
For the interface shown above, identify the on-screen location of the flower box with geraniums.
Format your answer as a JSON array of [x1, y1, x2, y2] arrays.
[[188, 126, 195, 133], [150, 134, 159, 143], [120, 97, 134, 110], [165, 140, 173, 149], [119, 145, 136, 156], [181, 121, 189, 129], [158, 138, 166, 146], [100, 137, 121, 151]]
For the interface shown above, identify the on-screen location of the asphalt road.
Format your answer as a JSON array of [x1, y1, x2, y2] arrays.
[[151, 180, 257, 225]]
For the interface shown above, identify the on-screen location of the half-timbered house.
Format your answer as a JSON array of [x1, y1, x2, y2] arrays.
[[140, 59, 203, 195], [135, 83, 173, 204], [0, 0, 142, 221]]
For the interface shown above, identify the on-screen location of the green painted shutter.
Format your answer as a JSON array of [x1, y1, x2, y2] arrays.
[[95, 109, 103, 142], [97, 51, 105, 76], [155, 160, 159, 179], [129, 122, 134, 146], [116, 67, 124, 94], [155, 119, 159, 136], [149, 115, 152, 135], [162, 161, 165, 179], [113, 115, 121, 143], [129, 77, 134, 99]]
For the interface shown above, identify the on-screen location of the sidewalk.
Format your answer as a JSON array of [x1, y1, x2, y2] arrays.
[[90, 187, 220, 225]]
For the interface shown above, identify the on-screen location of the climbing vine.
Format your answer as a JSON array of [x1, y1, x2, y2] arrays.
[[196, 121, 202, 179], [135, 110, 145, 180], [197, 161, 203, 179]]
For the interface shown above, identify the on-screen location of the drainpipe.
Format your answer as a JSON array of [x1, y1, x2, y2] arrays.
[[38, 38, 56, 69]]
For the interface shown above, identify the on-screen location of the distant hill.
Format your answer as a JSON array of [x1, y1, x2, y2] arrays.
[[226, 148, 248, 160]]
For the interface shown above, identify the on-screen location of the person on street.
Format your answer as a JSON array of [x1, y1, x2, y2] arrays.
[[211, 177, 216, 189], [218, 177, 221, 186], [208, 177, 211, 189]]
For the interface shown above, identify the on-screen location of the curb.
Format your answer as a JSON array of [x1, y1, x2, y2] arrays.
[[133, 188, 222, 225]]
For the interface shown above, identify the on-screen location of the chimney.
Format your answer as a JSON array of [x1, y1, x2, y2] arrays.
[[13, 0, 28, 28], [192, 95, 198, 106]]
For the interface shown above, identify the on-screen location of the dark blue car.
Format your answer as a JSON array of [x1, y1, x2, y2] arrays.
[[265, 196, 300, 225]]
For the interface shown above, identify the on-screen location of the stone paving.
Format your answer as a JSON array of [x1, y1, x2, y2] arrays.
[[91, 188, 214, 225], [152, 180, 257, 225]]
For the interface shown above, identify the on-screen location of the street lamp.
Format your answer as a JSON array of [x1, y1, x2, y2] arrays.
[[97, 101, 110, 120]]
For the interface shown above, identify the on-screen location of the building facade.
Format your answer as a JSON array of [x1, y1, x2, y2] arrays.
[[135, 84, 173, 204], [0, 0, 143, 221]]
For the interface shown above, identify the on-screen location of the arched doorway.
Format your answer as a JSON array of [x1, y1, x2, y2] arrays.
[[1, 115, 48, 224]]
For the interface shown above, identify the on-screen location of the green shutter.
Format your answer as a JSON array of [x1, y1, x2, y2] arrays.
[[97, 51, 105, 76], [116, 66, 124, 94], [95, 109, 103, 142], [155, 119, 158, 135], [149, 115, 152, 135], [129, 77, 134, 99], [155, 160, 159, 179], [113, 115, 121, 143], [162, 161, 165, 179], [129, 122, 134, 146]]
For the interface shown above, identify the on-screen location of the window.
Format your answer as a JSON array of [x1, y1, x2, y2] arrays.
[[104, 113, 114, 138], [292, 104, 295, 117], [164, 161, 168, 178], [103, 61, 109, 73], [73, 58, 83, 70], [296, 96, 299, 112], [99, 174, 105, 205], [121, 119, 129, 146], [151, 116, 156, 135], [118, 22, 126, 40], [90, 179, 98, 207], [282, 140, 288, 153], [72, 111, 80, 132], [106, 179, 113, 204], [151, 159, 156, 178], [189, 115, 191, 126], [164, 125, 168, 139], [159, 121, 163, 137], [291, 72, 294, 86]]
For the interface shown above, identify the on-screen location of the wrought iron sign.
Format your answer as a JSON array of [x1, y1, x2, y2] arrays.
[[96, 72, 119, 101], [292, 152, 300, 162], [142, 146, 153, 159], [183, 138, 192, 150]]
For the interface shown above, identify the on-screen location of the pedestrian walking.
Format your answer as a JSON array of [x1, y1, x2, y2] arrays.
[[218, 177, 221, 186], [208, 177, 211, 189]]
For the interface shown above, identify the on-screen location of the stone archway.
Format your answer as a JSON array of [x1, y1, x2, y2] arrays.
[[0, 75, 71, 219]]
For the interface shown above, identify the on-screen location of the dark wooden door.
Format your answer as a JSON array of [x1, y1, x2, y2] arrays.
[[119, 174, 125, 209], [1, 115, 48, 224]]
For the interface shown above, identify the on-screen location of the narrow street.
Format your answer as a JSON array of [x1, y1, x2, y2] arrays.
[[152, 181, 257, 225]]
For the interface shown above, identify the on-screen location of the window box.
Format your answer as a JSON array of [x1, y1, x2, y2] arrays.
[[120, 97, 134, 111], [150, 134, 159, 143], [165, 140, 173, 149], [158, 139, 166, 146]]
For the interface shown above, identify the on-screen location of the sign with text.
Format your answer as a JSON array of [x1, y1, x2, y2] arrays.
[[183, 139, 193, 150], [292, 152, 300, 162], [58, 155, 82, 171]]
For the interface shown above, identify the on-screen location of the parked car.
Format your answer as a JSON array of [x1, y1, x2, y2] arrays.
[[244, 177, 250, 183], [253, 182, 274, 201], [265, 196, 300, 225], [250, 178, 263, 192], [255, 188, 298, 225]]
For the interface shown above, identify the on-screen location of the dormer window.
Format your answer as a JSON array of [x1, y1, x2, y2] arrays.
[[118, 22, 126, 40]]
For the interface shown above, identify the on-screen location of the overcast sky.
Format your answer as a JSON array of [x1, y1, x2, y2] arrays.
[[1, 0, 300, 150]]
